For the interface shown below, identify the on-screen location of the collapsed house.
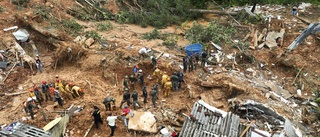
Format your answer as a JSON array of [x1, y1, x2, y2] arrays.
[[179, 100, 303, 137]]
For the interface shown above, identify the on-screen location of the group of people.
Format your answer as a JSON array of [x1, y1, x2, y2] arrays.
[[24, 75, 84, 120], [183, 51, 208, 73]]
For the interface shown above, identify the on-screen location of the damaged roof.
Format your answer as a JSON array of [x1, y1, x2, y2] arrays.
[[179, 100, 251, 137]]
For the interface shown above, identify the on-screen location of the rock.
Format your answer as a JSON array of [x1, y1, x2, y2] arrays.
[[73, 36, 86, 44], [85, 38, 95, 47], [45, 2, 54, 8]]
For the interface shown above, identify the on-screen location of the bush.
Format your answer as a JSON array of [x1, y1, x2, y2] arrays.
[[97, 21, 113, 31], [34, 5, 51, 20], [10, 0, 30, 5], [61, 19, 83, 36], [142, 29, 162, 40], [162, 35, 178, 49], [85, 30, 101, 40]]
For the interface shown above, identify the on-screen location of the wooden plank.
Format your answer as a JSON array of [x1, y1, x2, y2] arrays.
[[43, 117, 62, 131], [84, 122, 94, 137], [239, 121, 255, 137]]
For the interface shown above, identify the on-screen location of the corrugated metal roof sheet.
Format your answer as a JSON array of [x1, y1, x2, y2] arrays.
[[180, 100, 250, 137]]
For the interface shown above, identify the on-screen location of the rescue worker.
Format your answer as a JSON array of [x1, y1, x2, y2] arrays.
[[164, 77, 172, 97], [201, 51, 208, 67], [131, 90, 141, 110], [129, 75, 137, 90], [171, 72, 179, 91], [133, 65, 139, 76], [188, 55, 194, 72], [138, 47, 148, 60], [123, 76, 129, 90], [41, 81, 51, 101], [119, 88, 131, 108], [71, 85, 83, 97], [92, 106, 103, 129], [153, 84, 159, 94], [33, 86, 43, 105], [35, 55, 42, 73], [103, 95, 116, 111], [65, 83, 75, 98], [177, 71, 184, 89], [22, 101, 28, 113], [28, 88, 36, 101], [194, 53, 200, 70], [55, 79, 67, 99], [161, 71, 169, 87], [142, 86, 148, 104], [137, 69, 144, 88], [166, 61, 175, 72], [27, 97, 38, 120], [54, 86, 63, 106], [49, 84, 55, 100], [150, 88, 158, 108], [153, 66, 162, 83], [151, 56, 157, 68], [183, 56, 188, 73]]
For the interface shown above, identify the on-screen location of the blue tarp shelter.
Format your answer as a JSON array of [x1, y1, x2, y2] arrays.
[[185, 43, 202, 56]]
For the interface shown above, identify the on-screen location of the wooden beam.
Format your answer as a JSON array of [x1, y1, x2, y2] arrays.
[[83, 122, 94, 137], [239, 121, 255, 137]]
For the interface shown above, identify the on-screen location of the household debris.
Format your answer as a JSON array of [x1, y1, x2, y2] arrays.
[[0, 122, 51, 137]]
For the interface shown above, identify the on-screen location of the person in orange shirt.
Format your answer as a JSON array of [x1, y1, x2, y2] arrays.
[[49, 84, 55, 101]]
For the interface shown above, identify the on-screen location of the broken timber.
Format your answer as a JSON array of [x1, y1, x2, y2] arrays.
[[188, 9, 237, 16], [84, 122, 94, 137]]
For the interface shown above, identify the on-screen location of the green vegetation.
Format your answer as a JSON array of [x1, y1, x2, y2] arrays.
[[142, 29, 162, 40], [34, 5, 51, 20], [97, 21, 113, 31], [0, 5, 3, 12], [85, 30, 101, 40], [10, 0, 30, 6], [162, 35, 178, 49], [184, 21, 236, 45], [218, 0, 319, 6], [61, 19, 83, 36]]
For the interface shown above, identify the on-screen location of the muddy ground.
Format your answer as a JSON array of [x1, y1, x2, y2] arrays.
[[0, 0, 320, 137]]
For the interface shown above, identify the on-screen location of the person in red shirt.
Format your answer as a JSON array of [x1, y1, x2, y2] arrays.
[[122, 105, 134, 127], [49, 84, 55, 101]]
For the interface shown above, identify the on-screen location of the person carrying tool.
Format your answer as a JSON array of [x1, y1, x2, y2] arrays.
[[164, 77, 172, 97], [171, 72, 179, 91], [119, 88, 131, 108], [153, 66, 162, 83], [131, 90, 142, 110], [103, 95, 116, 111], [71, 85, 83, 97], [92, 106, 103, 129], [129, 75, 137, 90], [150, 88, 158, 108], [26, 97, 38, 120], [161, 71, 169, 87], [41, 81, 51, 101]]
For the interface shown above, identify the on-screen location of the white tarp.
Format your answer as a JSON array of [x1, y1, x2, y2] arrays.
[[128, 111, 157, 133], [13, 29, 29, 42]]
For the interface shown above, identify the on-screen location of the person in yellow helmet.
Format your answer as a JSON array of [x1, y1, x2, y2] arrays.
[[28, 88, 36, 99], [166, 61, 175, 72], [153, 66, 162, 83], [161, 71, 169, 87], [164, 77, 172, 97], [71, 85, 83, 97], [65, 83, 75, 99]]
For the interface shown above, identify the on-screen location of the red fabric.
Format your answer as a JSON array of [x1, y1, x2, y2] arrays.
[[122, 108, 130, 116], [171, 132, 177, 137], [49, 87, 55, 95]]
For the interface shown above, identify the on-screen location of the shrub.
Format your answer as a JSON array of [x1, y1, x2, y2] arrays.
[[85, 30, 101, 40], [97, 21, 113, 31], [61, 19, 83, 36]]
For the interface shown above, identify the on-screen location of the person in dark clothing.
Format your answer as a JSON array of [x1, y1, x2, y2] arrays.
[[131, 90, 142, 110], [171, 72, 179, 91], [103, 96, 116, 111], [177, 71, 184, 89], [27, 98, 38, 119], [92, 106, 103, 129], [151, 56, 157, 68], [183, 56, 188, 73], [194, 53, 200, 70], [35, 56, 42, 73], [33, 86, 43, 105], [123, 76, 129, 89], [137, 70, 144, 88], [142, 86, 148, 104], [150, 88, 158, 108], [54, 87, 63, 107], [129, 75, 137, 90], [201, 51, 208, 67], [119, 89, 131, 108], [188, 55, 194, 72], [153, 83, 159, 94], [41, 81, 51, 101]]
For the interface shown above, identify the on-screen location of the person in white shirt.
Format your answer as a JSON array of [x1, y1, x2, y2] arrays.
[[106, 113, 118, 136], [138, 47, 148, 60]]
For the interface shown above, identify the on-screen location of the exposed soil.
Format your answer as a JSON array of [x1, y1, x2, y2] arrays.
[[0, 0, 320, 137]]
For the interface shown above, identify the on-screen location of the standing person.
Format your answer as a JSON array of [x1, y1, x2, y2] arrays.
[[292, 6, 297, 15], [123, 76, 129, 90], [92, 106, 103, 129], [122, 105, 134, 128], [151, 56, 157, 68], [54, 87, 63, 107], [201, 51, 208, 67], [106, 113, 118, 136], [164, 78, 172, 97], [133, 65, 139, 76], [177, 71, 184, 89], [129, 75, 137, 90], [137, 70, 144, 88], [33, 86, 43, 105], [49, 84, 55, 100], [103, 95, 116, 111], [183, 56, 188, 73], [35, 55, 42, 73], [153, 66, 162, 83], [131, 90, 142, 110], [41, 81, 51, 101], [188, 55, 194, 72], [150, 88, 158, 108], [142, 86, 148, 104], [27, 97, 38, 120], [161, 72, 169, 87], [138, 47, 148, 60], [194, 53, 199, 70], [171, 72, 179, 91], [119, 88, 131, 108]]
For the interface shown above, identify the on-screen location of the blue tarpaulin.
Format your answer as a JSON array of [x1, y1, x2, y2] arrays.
[[185, 43, 202, 56]]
